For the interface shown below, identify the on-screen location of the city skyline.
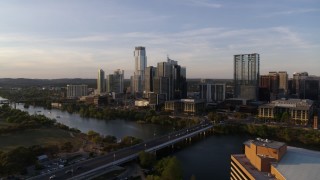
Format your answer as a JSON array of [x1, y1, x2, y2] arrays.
[[0, 0, 319, 79]]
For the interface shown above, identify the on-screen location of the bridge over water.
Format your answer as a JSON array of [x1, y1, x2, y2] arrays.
[[29, 122, 213, 180]]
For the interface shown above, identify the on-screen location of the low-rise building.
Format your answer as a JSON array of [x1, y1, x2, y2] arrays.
[[231, 138, 320, 180], [165, 99, 205, 115], [258, 99, 314, 125]]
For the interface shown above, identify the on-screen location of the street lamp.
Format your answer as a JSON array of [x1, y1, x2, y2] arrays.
[[113, 153, 116, 165]]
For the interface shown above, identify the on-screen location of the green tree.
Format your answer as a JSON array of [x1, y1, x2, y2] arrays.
[[161, 157, 182, 180], [281, 112, 290, 124], [138, 151, 156, 168]]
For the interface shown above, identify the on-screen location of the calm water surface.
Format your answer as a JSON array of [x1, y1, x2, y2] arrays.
[[174, 135, 247, 180], [14, 103, 172, 140], [11, 102, 246, 179]]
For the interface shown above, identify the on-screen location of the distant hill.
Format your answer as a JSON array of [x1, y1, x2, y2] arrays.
[[0, 78, 232, 89], [0, 78, 97, 88]]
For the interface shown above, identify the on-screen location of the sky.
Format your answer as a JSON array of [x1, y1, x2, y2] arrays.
[[0, 0, 319, 79]]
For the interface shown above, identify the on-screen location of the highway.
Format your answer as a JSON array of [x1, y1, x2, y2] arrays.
[[28, 122, 213, 180]]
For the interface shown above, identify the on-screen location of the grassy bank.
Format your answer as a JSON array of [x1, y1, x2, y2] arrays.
[[0, 127, 83, 152]]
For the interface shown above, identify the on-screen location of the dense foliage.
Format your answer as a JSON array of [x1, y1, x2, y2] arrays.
[[146, 156, 183, 180], [0, 105, 79, 135], [138, 151, 157, 168], [0, 88, 53, 108], [61, 103, 200, 129], [214, 124, 320, 150], [0, 145, 60, 176], [86, 130, 143, 152]]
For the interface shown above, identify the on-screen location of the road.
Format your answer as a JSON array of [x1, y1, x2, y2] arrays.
[[29, 122, 212, 180]]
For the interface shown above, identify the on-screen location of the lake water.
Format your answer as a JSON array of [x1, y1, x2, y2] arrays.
[[10, 102, 246, 179], [13, 103, 172, 140]]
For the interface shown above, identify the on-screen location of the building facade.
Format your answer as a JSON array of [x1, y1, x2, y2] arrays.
[[144, 66, 157, 98], [278, 71, 288, 94], [231, 139, 320, 180], [259, 72, 280, 101], [133, 46, 147, 94], [165, 99, 205, 115], [292, 72, 308, 95], [231, 139, 287, 180], [234, 53, 260, 100], [199, 83, 226, 102], [298, 76, 320, 101], [258, 99, 314, 125], [154, 57, 187, 100], [106, 69, 124, 93], [97, 69, 106, 95], [67, 84, 88, 98]]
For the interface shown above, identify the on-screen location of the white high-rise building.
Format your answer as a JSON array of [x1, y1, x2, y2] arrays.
[[97, 69, 106, 95], [67, 84, 88, 98], [133, 46, 147, 94]]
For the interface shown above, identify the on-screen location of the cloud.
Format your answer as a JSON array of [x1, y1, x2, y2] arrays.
[[260, 8, 320, 18], [0, 26, 318, 78], [185, 0, 222, 8]]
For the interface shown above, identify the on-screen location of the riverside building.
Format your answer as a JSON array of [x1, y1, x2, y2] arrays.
[[97, 69, 106, 95], [66, 84, 88, 98], [258, 99, 314, 126], [231, 138, 320, 180], [132, 46, 147, 95]]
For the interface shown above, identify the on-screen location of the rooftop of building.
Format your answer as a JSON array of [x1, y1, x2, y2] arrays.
[[135, 46, 145, 50], [165, 99, 205, 103], [244, 138, 286, 150], [271, 146, 320, 180], [260, 98, 313, 109], [232, 154, 275, 180]]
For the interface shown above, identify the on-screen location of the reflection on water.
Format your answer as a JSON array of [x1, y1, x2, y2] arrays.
[[13, 103, 171, 140]]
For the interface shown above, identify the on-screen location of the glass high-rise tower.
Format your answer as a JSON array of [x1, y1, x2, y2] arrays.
[[234, 53, 260, 100], [97, 69, 106, 95], [133, 46, 147, 94]]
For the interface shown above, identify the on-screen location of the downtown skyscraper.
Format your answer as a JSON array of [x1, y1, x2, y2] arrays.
[[132, 46, 147, 95], [97, 69, 106, 95], [148, 57, 187, 101], [106, 69, 124, 93], [234, 53, 260, 100]]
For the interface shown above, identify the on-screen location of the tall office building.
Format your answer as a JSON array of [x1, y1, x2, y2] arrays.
[[292, 72, 308, 95], [144, 66, 157, 97], [199, 83, 226, 102], [97, 69, 106, 95], [106, 69, 124, 93], [234, 53, 260, 100], [133, 46, 147, 94], [259, 72, 279, 101], [67, 84, 88, 98], [299, 76, 320, 101], [278, 71, 288, 94], [153, 57, 187, 100]]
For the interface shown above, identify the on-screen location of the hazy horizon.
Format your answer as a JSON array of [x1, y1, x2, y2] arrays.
[[0, 0, 319, 79]]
